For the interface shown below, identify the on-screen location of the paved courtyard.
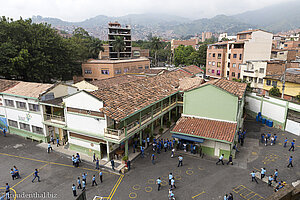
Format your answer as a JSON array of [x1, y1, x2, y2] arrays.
[[0, 117, 299, 200]]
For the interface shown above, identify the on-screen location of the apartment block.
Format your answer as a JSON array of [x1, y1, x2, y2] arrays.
[[206, 29, 273, 80], [206, 42, 227, 78], [108, 22, 132, 59], [201, 32, 212, 42], [82, 58, 150, 81], [171, 39, 199, 52]]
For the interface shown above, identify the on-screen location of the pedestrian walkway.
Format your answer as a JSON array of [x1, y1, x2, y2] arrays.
[[38, 142, 124, 173]]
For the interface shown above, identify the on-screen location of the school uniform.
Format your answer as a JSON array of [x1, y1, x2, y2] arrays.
[[72, 185, 77, 196]]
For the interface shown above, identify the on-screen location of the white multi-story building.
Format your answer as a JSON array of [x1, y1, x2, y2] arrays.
[[0, 80, 77, 142]]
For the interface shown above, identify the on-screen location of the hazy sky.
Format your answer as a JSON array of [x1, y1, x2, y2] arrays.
[[1, 0, 290, 22]]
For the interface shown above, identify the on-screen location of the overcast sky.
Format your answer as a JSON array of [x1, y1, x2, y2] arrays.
[[1, 0, 290, 22]]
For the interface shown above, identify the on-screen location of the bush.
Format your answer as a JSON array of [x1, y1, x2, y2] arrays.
[[166, 121, 171, 128], [122, 156, 128, 161], [269, 86, 281, 97], [159, 128, 164, 134]]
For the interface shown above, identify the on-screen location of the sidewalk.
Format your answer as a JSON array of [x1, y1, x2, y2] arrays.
[[37, 142, 123, 174]]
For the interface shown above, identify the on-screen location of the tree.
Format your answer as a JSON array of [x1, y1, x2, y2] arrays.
[[88, 37, 104, 59], [269, 86, 281, 97], [112, 36, 125, 60], [150, 37, 161, 67], [0, 17, 95, 82]]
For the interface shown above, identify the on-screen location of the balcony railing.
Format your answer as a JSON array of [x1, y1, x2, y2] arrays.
[[44, 114, 65, 124], [104, 128, 125, 140], [103, 101, 178, 140]]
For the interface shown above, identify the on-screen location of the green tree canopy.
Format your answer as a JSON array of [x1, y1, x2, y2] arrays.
[[0, 17, 103, 82], [269, 86, 281, 97], [112, 36, 125, 60]]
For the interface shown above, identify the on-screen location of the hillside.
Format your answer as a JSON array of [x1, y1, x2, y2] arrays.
[[31, 1, 300, 39], [233, 0, 300, 33]]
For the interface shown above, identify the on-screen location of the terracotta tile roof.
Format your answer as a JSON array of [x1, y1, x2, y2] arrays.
[[125, 68, 166, 75], [171, 116, 237, 143], [182, 65, 204, 75], [179, 77, 204, 91], [91, 70, 192, 121], [1, 80, 53, 98], [265, 62, 300, 84], [91, 75, 145, 90], [0, 79, 19, 92], [190, 79, 247, 99]]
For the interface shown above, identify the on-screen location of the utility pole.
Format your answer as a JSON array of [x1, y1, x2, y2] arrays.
[[281, 60, 287, 99]]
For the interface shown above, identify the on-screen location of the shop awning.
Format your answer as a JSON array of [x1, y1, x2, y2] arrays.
[[172, 133, 204, 143]]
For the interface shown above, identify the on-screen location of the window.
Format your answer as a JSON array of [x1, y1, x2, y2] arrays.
[[138, 66, 143, 69], [101, 69, 109, 75], [233, 54, 237, 58], [238, 64, 241, 70], [19, 122, 30, 131], [217, 62, 221, 68], [266, 80, 271, 86], [32, 126, 43, 134], [238, 73, 240, 79], [8, 119, 18, 128], [208, 69, 211, 73], [145, 65, 149, 69], [29, 104, 40, 112], [232, 63, 236, 68], [115, 69, 122, 74], [284, 44, 288, 47], [258, 78, 263, 84], [124, 68, 129, 73], [232, 72, 235, 77], [212, 69, 215, 74], [227, 71, 229, 76], [228, 54, 231, 59], [217, 70, 220, 75], [16, 101, 27, 110], [212, 53, 215, 57], [212, 62, 215, 66], [84, 69, 92, 74], [4, 99, 14, 107], [239, 54, 242, 60], [272, 81, 277, 87], [209, 53, 211, 57], [208, 61, 211, 65], [259, 68, 264, 73], [254, 77, 257, 83], [249, 77, 253, 81], [298, 44, 300, 47], [218, 53, 221, 59], [279, 52, 284, 55]]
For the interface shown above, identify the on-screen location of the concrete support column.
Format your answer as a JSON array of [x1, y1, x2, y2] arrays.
[[125, 140, 128, 157], [124, 120, 128, 157], [161, 115, 163, 128], [139, 131, 142, 145], [106, 141, 110, 160], [151, 123, 154, 137]]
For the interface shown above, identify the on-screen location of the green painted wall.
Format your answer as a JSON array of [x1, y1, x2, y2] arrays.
[[219, 149, 231, 160], [9, 127, 45, 142], [184, 85, 238, 122], [201, 146, 214, 156], [69, 143, 101, 158]]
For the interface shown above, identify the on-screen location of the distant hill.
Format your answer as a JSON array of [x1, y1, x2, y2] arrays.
[[31, 1, 300, 39], [233, 0, 300, 33], [169, 15, 255, 35]]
